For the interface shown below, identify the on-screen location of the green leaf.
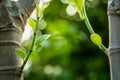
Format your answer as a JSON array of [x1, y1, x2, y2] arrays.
[[35, 34, 51, 46], [15, 48, 26, 59], [27, 18, 36, 31], [75, 0, 85, 20], [38, 5, 48, 18], [90, 33, 102, 49], [74, 0, 84, 12], [68, 0, 85, 20], [36, 2, 39, 18]]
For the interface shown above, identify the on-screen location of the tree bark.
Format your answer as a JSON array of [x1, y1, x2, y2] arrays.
[[0, 0, 37, 80], [107, 0, 120, 80]]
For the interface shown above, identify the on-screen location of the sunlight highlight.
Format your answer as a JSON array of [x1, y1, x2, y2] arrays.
[[22, 24, 33, 42], [66, 5, 77, 16], [11, 0, 18, 2]]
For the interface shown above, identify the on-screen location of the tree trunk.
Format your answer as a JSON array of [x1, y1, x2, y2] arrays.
[[107, 0, 120, 80], [0, 0, 36, 80]]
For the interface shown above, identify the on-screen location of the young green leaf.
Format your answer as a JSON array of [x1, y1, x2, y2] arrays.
[[15, 48, 26, 59], [68, 0, 85, 20], [90, 33, 102, 49], [35, 34, 51, 46], [74, 0, 84, 12], [36, 2, 39, 18], [27, 18, 36, 31], [38, 5, 48, 18], [74, 0, 85, 19]]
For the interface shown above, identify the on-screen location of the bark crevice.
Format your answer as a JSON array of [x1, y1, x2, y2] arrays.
[[108, 0, 120, 16]]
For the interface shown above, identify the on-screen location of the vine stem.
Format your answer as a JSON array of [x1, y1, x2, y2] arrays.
[[21, 17, 39, 70], [82, 4, 107, 52], [83, 6, 95, 34]]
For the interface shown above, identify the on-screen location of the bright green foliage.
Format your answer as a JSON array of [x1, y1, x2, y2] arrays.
[[27, 18, 36, 31], [35, 34, 51, 46], [36, 2, 39, 17], [38, 5, 49, 18], [74, 0, 85, 19], [15, 48, 26, 59], [90, 33, 102, 49], [36, 2, 50, 18], [68, 0, 85, 19], [21, 1, 51, 70], [74, 0, 85, 12]]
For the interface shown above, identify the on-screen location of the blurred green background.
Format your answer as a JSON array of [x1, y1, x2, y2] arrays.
[[23, 0, 110, 80]]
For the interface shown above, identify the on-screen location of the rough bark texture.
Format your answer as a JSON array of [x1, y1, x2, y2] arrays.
[[107, 0, 120, 80], [0, 0, 37, 80]]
